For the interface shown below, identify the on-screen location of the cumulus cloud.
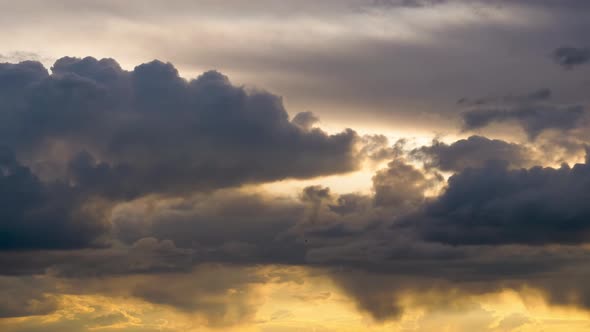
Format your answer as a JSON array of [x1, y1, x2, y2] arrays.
[[372, 159, 440, 207], [0, 56, 363, 250], [411, 154, 590, 245], [0, 147, 109, 250], [4, 155, 590, 324], [5, 54, 590, 328], [411, 135, 535, 171], [0, 57, 359, 196]]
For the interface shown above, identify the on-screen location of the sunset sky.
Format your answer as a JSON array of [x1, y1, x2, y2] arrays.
[[2, 1, 590, 331]]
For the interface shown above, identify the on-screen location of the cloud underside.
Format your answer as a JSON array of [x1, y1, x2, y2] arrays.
[[2, 56, 590, 327]]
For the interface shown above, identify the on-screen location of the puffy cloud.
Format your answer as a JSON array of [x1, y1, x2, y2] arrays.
[[411, 135, 535, 171], [6, 50, 590, 328], [412, 155, 590, 245], [0, 57, 359, 196], [5, 158, 590, 324], [372, 159, 440, 207], [0, 56, 362, 250], [359, 135, 404, 164]]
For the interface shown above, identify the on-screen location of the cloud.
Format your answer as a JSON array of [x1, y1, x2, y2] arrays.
[[411, 155, 590, 245], [457, 88, 552, 106], [411, 135, 535, 172], [0, 276, 58, 318], [4, 159, 590, 324], [291, 111, 320, 130], [552, 46, 590, 69], [0, 56, 362, 250], [5, 53, 590, 327], [1, 57, 359, 196], [0, 265, 283, 328], [127, 265, 266, 327], [112, 190, 307, 266], [459, 88, 588, 140], [462, 104, 586, 140], [370, 0, 448, 8], [372, 159, 440, 207], [0, 147, 109, 250]]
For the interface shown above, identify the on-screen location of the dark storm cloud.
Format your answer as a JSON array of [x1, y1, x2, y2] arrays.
[[0, 57, 358, 195], [4, 0, 590, 136], [259, 155, 590, 320], [93, 160, 436, 274], [459, 89, 587, 141], [5, 156, 590, 323], [0, 61, 48, 117], [410, 154, 590, 245], [0, 56, 360, 250], [553, 46, 590, 69], [294, 152, 590, 321], [326, 246, 590, 323], [411, 135, 535, 172], [111, 190, 308, 266], [5, 52, 590, 326], [0, 147, 109, 250], [308, 232, 590, 321]]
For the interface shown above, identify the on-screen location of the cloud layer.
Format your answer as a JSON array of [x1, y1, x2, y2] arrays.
[[2, 53, 590, 330]]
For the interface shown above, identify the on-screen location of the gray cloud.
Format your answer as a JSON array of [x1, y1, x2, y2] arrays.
[[4, 158, 590, 323], [0, 276, 58, 318], [457, 88, 552, 106], [291, 111, 320, 130], [0, 56, 361, 250], [3, 43, 590, 328], [411, 135, 535, 172], [411, 154, 590, 245], [373, 159, 440, 207], [462, 104, 586, 140], [0, 147, 109, 250], [553, 46, 590, 69], [0, 265, 281, 328], [1, 57, 359, 196], [5, 0, 590, 134]]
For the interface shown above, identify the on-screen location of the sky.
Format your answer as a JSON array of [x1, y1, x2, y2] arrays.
[[1, 1, 590, 331]]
